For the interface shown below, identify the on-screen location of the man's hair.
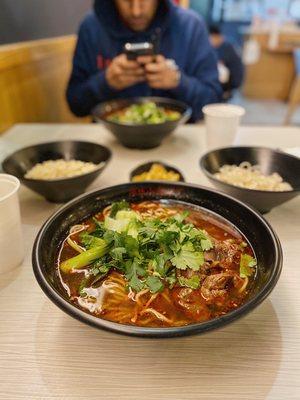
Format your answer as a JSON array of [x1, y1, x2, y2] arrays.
[[209, 24, 222, 35]]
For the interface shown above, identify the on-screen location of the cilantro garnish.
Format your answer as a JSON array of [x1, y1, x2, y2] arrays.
[[178, 275, 201, 289], [80, 232, 105, 249], [171, 243, 204, 271], [76, 202, 215, 294], [146, 276, 164, 293], [240, 254, 257, 278], [124, 258, 146, 292]]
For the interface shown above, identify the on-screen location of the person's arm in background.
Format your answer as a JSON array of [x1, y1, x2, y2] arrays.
[[168, 17, 222, 122], [66, 20, 115, 117], [66, 19, 144, 117]]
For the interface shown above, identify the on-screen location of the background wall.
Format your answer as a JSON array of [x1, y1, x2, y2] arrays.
[[190, 0, 213, 21], [0, 0, 92, 45]]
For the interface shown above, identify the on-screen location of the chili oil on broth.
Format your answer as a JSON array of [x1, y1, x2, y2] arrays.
[[56, 201, 256, 328]]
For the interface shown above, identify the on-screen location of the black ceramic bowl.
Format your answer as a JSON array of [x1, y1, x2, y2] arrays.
[[92, 97, 192, 149], [130, 161, 185, 182], [2, 141, 111, 203], [200, 146, 300, 214], [32, 182, 282, 338]]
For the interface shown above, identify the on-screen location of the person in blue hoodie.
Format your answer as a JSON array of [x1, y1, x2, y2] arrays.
[[67, 0, 222, 122]]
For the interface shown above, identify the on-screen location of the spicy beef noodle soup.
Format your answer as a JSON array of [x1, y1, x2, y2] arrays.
[[57, 201, 257, 328]]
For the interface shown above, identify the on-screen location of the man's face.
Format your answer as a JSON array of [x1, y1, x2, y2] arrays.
[[210, 34, 222, 48], [114, 0, 159, 32]]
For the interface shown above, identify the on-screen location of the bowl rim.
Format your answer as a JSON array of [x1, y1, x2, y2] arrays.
[[200, 145, 300, 194], [92, 96, 192, 127], [32, 181, 283, 338], [202, 104, 246, 118], [129, 160, 185, 182], [2, 140, 112, 183]]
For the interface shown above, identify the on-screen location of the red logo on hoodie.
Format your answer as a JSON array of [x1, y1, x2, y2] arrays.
[[97, 55, 112, 70]]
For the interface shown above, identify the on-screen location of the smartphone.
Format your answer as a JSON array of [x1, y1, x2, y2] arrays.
[[124, 42, 155, 60]]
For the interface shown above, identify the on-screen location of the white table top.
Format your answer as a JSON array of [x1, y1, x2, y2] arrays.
[[0, 123, 300, 400]]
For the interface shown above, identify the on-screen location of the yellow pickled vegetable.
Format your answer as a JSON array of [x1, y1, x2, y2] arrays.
[[132, 163, 180, 182]]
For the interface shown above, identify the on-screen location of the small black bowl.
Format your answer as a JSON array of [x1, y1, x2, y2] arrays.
[[92, 97, 192, 149], [130, 161, 185, 182], [200, 146, 300, 214], [32, 182, 282, 338], [2, 141, 111, 203]]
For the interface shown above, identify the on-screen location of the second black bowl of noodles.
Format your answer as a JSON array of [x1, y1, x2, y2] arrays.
[[200, 146, 300, 214], [2, 141, 112, 203], [32, 182, 282, 338]]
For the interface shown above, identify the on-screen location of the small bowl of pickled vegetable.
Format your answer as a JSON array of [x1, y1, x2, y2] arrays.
[[130, 162, 185, 182], [92, 97, 191, 149]]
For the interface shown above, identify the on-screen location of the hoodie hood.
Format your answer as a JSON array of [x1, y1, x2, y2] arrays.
[[94, 0, 175, 40]]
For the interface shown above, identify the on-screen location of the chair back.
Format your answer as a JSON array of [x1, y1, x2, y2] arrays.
[[0, 35, 89, 134]]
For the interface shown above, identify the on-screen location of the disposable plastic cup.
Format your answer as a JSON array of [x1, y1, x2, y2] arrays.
[[0, 174, 24, 273], [202, 104, 245, 150]]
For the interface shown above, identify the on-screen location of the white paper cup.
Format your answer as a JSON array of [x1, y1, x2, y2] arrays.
[[0, 174, 24, 273], [202, 104, 245, 150]]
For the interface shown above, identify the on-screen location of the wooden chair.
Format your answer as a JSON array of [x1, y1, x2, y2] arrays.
[[285, 48, 300, 125], [0, 35, 89, 134]]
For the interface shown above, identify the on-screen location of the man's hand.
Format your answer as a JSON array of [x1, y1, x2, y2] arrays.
[[138, 55, 180, 90], [106, 54, 145, 90]]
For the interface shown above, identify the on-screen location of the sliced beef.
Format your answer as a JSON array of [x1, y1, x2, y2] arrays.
[[172, 288, 211, 322], [201, 272, 235, 301], [203, 239, 240, 267]]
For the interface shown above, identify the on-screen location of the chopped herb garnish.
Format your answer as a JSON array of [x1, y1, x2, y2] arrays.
[[171, 243, 204, 271], [65, 202, 223, 294], [146, 275, 164, 293], [80, 232, 105, 249], [240, 254, 256, 278], [79, 276, 90, 296], [165, 269, 177, 289], [178, 275, 201, 289]]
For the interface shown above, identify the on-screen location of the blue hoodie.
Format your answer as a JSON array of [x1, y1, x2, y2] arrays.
[[66, 0, 222, 121]]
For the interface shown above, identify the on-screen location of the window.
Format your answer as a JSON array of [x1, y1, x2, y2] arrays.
[[290, 0, 300, 19], [212, 0, 291, 22]]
